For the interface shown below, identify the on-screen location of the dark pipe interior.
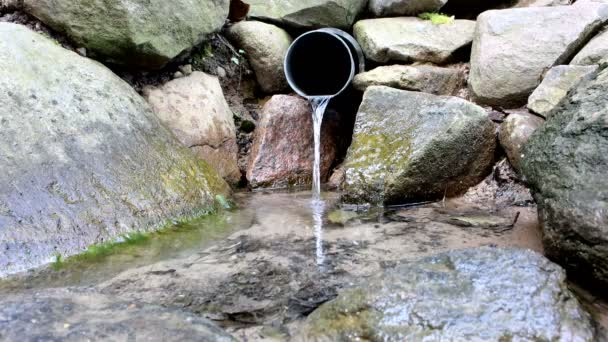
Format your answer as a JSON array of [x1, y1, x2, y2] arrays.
[[285, 32, 353, 97]]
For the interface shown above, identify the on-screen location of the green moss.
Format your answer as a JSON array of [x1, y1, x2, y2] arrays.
[[51, 254, 64, 271], [327, 209, 359, 225], [418, 12, 454, 25], [70, 232, 151, 263], [306, 288, 378, 339], [345, 131, 413, 172]]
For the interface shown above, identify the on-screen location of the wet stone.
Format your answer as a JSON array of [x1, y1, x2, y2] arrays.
[[0, 289, 236, 341], [296, 247, 595, 341]]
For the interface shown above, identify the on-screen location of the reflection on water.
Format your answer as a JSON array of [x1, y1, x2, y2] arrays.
[[311, 199, 326, 266]]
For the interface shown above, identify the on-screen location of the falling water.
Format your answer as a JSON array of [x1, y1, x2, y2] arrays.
[[308, 96, 331, 266], [309, 96, 332, 200]]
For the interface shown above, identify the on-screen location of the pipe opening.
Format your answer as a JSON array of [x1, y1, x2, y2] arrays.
[[285, 32, 354, 97]]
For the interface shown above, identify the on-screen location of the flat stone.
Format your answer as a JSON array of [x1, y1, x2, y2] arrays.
[[353, 64, 465, 95], [246, 0, 368, 30], [368, 0, 447, 17], [354, 17, 476, 64], [515, 0, 571, 7], [528, 65, 598, 118]]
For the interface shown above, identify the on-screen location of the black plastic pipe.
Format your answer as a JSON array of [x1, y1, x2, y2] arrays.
[[284, 29, 365, 98]]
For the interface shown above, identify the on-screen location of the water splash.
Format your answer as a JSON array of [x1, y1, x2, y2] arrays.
[[311, 198, 326, 266], [309, 96, 331, 200]]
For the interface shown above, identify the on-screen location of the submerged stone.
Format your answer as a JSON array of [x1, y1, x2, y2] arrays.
[[0, 23, 230, 277], [342, 86, 495, 205], [296, 247, 595, 341], [0, 289, 236, 341]]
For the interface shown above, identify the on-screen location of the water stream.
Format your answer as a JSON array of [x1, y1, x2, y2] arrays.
[[308, 96, 332, 266], [309, 96, 332, 200]]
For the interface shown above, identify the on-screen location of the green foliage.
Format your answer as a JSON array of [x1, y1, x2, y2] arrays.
[[418, 12, 454, 25], [203, 43, 214, 58], [51, 253, 64, 271]]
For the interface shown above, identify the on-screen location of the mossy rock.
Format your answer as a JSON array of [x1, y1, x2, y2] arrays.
[[0, 24, 230, 276], [342, 86, 495, 205], [296, 247, 595, 341]]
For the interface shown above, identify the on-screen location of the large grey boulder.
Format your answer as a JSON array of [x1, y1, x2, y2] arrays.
[[527, 65, 598, 118], [469, 3, 608, 107], [227, 21, 292, 93], [342, 86, 495, 205], [0, 23, 230, 277], [0, 289, 235, 341], [368, 0, 447, 17], [521, 65, 608, 286], [22, 0, 230, 69], [144, 72, 241, 184], [246, 0, 368, 30], [498, 111, 545, 173], [296, 247, 595, 341], [353, 64, 466, 95], [354, 18, 476, 64], [571, 28, 608, 65]]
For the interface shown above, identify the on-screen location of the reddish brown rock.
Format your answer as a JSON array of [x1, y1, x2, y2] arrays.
[[247, 95, 338, 189], [498, 111, 545, 173]]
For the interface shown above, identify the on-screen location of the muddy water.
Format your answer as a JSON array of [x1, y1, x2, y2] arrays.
[[2, 190, 606, 340]]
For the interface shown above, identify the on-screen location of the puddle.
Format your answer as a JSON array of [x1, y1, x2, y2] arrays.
[[2, 190, 605, 341], [0, 194, 258, 292]]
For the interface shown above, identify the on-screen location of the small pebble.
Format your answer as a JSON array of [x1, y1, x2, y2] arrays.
[[216, 66, 227, 78], [179, 64, 193, 76]]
